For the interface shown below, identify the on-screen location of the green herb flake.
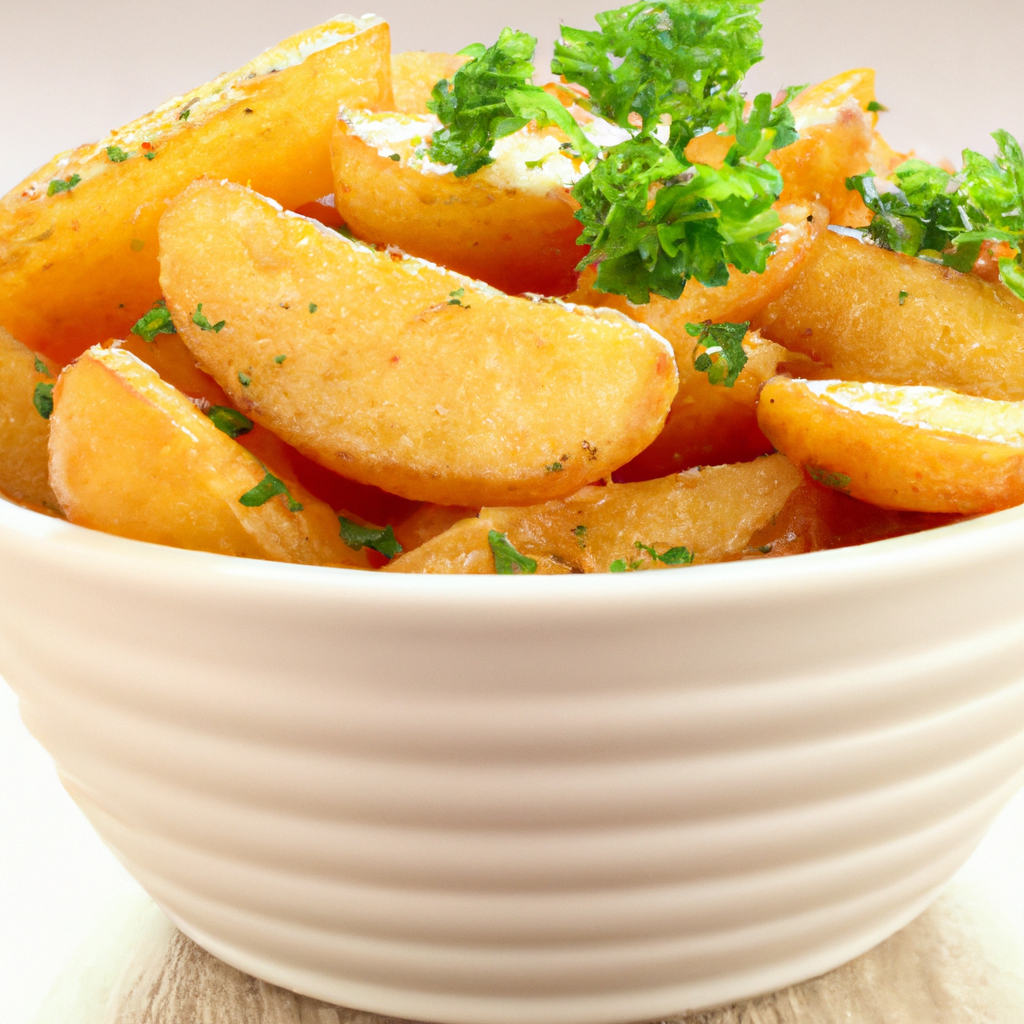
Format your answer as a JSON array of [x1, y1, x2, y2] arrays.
[[193, 303, 226, 333], [33, 382, 54, 419], [338, 516, 403, 559], [388, 153, 401, 161], [635, 541, 694, 566], [238, 371, 252, 388], [898, 290, 909, 305], [308, 303, 318, 314], [447, 287, 470, 308], [848, 128, 1024, 300], [179, 109, 191, 121], [33, 357, 52, 378], [867, 100, 888, 113], [573, 524, 588, 549], [106, 145, 130, 163], [488, 530, 538, 574], [274, 354, 287, 365], [131, 299, 177, 342], [686, 320, 750, 387], [239, 471, 303, 512], [130, 238, 145, 252], [609, 559, 628, 573], [546, 462, 564, 473], [207, 406, 254, 439], [807, 466, 853, 493], [427, 28, 595, 178], [47, 174, 81, 196], [525, 156, 548, 170], [144, 151, 156, 160]]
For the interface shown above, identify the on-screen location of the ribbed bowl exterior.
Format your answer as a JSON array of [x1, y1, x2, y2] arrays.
[[3, 499, 1024, 1024]]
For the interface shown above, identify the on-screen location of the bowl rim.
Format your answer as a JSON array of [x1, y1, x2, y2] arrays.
[[2, 493, 1023, 618]]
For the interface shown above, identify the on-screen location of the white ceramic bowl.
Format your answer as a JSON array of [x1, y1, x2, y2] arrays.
[[5, 2, 1024, 1021], [3, 496, 1024, 1024]]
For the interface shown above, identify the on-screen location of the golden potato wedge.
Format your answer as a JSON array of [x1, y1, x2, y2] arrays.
[[772, 69, 879, 228], [49, 347, 369, 567], [615, 331, 786, 481], [332, 110, 583, 296], [383, 517, 497, 574], [0, 328, 61, 513], [758, 376, 1024, 514], [392, 503, 478, 553], [0, 17, 393, 364], [391, 52, 470, 114], [387, 455, 802, 574], [752, 231, 1024, 401], [159, 180, 678, 508], [566, 202, 828, 338], [748, 474, 963, 557]]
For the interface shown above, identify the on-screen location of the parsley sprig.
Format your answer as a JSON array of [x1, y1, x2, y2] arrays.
[[239, 471, 303, 512], [488, 530, 538, 574], [426, 2, 799, 305], [131, 299, 177, 342], [338, 516, 403, 559], [847, 129, 1024, 300], [427, 28, 594, 178], [686, 319, 749, 387]]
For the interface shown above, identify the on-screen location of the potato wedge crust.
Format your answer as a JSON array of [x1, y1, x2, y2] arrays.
[[0, 17, 392, 364], [391, 52, 470, 115], [159, 180, 678, 508], [753, 231, 1024, 401], [758, 377, 1024, 514], [332, 110, 584, 296], [386, 455, 802, 574], [0, 328, 60, 513], [49, 347, 369, 567]]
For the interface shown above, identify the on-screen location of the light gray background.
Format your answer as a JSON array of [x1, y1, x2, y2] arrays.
[[2, 0, 1024, 194], [2, 2, 1024, 1023]]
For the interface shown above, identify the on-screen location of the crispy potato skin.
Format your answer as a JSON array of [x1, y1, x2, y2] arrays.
[[758, 376, 1024, 514], [391, 52, 469, 114], [753, 231, 1024, 401], [383, 517, 496, 574], [387, 455, 802, 574], [0, 328, 60, 512], [0, 18, 392, 364], [772, 69, 881, 228], [749, 474, 963, 557], [332, 117, 583, 296], [615, 332, 786, 481], [569, 204, 825, 479], [159, 180, 678, 508], [49, 347, 369, 566], [393, 504, 478, 553]]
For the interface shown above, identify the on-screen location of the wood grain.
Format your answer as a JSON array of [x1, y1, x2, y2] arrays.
[[36, 881, 1024, 1024]]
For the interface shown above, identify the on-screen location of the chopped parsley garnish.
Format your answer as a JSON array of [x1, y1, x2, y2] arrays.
[[239, 471, 303, 512], [179, 109, 191, 121], [546, 461, 564, 473], [898, 290, 909, 305], [338, 516, 403, 559], [686, 320, 749, 387], [106, 145, 130, 162], [388, 153, 401, 161], [131, 299, 176, 342], [553, 0, 799, 304], [427, 28, 595, 178], [33, 382, 54, 419], [33, 357, 52, 378], [866, 100, 888, 113], [573, 524, 588, 549], [807, 466, 852, 493], [635, 541, 695, 565], [488, 530, 538, 574], [847, 129, 1024, 300], [274, 354, 287, 365], [610, 558, 643, 572], [207, 406, 254, 439], [308, 303, 318, 314], [238, 371, 251, 387], [47, 174, 81, 196], [447, 288, 470, 308], [193, 304, 226, 332], [144, 151, 156, 161]]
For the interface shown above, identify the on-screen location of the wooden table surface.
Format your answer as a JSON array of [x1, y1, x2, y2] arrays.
[[32, 875, 1024, 1024]]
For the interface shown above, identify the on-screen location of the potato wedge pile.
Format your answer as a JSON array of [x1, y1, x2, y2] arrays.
[[2, 7, 1022, 575]]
